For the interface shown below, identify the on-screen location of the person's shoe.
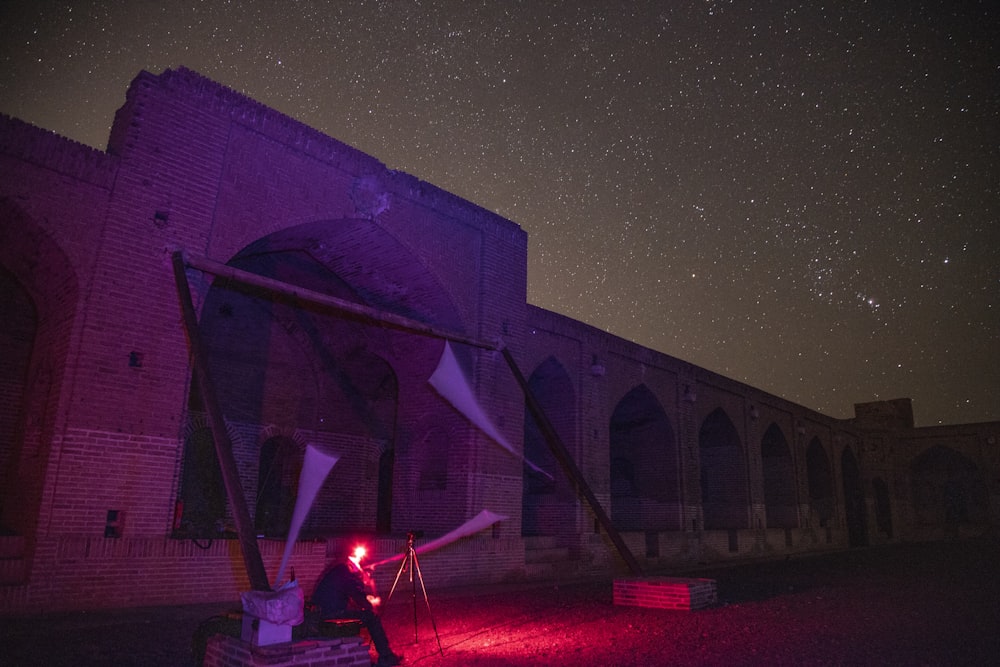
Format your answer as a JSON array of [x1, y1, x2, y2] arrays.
[[376, 652, 403, 666]]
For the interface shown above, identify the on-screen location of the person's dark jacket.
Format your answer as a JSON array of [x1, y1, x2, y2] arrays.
[[312, 562, 373, 618]]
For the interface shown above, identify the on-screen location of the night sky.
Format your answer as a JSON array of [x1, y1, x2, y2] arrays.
[[2, 1, 997, 427]]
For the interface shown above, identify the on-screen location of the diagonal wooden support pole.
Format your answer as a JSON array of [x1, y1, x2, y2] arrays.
[[500, 347, 644, 576], [171, 251, 270, 591], [183, 251, 495, 351], [175, 249, 641, 577]]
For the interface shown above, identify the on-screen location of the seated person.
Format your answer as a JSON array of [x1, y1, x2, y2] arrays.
[[311, 544, 402, 666]]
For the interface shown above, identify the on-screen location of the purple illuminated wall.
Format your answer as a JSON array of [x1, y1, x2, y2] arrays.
[[0, 68, 996, 613]]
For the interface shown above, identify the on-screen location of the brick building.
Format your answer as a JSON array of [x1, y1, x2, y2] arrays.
[[1, 67, 997, 614]]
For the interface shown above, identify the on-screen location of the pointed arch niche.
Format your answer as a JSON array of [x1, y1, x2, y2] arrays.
[[254, 435, 302, 538], [0, 200, 80, 544], [609, 384, 680, 531], [521, 357, 577, 541], [872, 477, 893, 539], [177, 218, 458, 538], [761, 423, 797, 528], [699, 408, 748, 529], [842, 446, 868, 547], [911, 445, 989, 527], [0, 267, 35, 533], [806, 438, 835, 527]]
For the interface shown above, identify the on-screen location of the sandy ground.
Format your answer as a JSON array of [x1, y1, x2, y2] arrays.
[[2, 535, 998, 666]]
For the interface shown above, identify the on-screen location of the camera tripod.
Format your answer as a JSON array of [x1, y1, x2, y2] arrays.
[[386, 531, 443, 655]]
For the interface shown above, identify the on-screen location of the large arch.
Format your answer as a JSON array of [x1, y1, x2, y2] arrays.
[[521, 356, 577, 543], [911, 445, 989, 527], [609, 384, 679, 531], [761, 423, 797, 528], [0, 200, 79, 545], [178, 218, 461, 539], [806, 438, 835, 527], [699, 408, 748, 529], [0, 266, 35, 529]]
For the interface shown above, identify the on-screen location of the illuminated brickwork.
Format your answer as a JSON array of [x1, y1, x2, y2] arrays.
[[0, 67, 996, 615], [202, 635, 370, 667], [613, 576, 718, 611]]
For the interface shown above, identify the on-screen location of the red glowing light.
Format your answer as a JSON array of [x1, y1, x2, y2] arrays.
[[352, 545, 367, 561]]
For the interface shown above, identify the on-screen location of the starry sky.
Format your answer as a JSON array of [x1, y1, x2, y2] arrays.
[[1, 1, 997, 427]]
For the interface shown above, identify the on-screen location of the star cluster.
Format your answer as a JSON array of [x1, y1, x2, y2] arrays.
[[1, 1, 997, 425]]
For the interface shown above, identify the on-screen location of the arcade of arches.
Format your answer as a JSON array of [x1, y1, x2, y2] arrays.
[[0, 68, 996, 614]]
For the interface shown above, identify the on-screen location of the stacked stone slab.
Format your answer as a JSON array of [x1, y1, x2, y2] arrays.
[[613, 576, 718, 611]]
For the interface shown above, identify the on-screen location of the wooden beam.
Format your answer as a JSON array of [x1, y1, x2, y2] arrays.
[[182, 251, 496, 351], [179, 250, 641, 575], [501, 347, 644, 576], [171, 251, 271, 591]]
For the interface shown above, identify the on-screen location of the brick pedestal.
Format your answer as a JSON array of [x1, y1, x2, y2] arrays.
[[613, 576, 718, 611], [202, 634, 371, 667]]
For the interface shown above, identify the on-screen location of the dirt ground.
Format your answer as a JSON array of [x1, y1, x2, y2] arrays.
[[2, 536, 998, 666]]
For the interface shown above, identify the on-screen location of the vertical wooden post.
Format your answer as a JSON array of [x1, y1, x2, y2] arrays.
[[500, 347, 643, 575], [172, 251, 271, 591]]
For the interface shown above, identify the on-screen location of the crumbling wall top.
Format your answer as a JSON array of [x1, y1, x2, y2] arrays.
[[0, 113, 117, 188]]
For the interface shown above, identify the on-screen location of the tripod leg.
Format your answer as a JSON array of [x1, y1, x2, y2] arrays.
[[409, 549, 418, 643], [386, 550, 408, 602], [410, 551, 444, 656]]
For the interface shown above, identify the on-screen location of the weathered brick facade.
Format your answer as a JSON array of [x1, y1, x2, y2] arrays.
[[1, 67, 997, 614]]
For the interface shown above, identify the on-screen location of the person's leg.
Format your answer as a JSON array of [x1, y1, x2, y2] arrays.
[[358, 609, 400, 663]]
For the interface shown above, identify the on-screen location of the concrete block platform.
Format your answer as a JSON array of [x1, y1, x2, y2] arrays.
[[613, 576, 718, 611]]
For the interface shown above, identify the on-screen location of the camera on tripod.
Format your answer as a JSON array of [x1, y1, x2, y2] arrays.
[[388, 528, 442, 654]]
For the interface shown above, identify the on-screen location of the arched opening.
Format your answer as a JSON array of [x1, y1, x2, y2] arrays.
[[377, 447, 395, 534], [412, 424, 457, 533], [873, 477, 893, 539], [521, 357, 577, 543], [806, 438, 835, 527], [609, 384, 679, 531], [842, 446, 868, 547], [178, 219, 458, 540], [911, 445, 988, 527], [416, 427, 450, 494], [0, 267, 35, 532], [699, 408, 748, 529], [761, 423, 797, 528], [0, 201, 79, 551], [176, 427, 227, 538], [255, 436, 302, 538]]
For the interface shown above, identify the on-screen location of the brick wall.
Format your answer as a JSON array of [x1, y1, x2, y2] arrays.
[[614, 576, 718, 611], [6, 535, 328, 614], [203, 634, 371, 667], [2, 68, 996, 617]]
